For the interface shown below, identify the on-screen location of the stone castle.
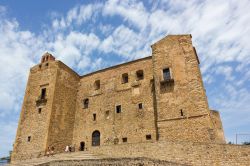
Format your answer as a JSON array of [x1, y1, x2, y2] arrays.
[[11, 35, 250, 165]]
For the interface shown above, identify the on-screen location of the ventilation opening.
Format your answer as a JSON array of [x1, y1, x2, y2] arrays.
[[83, 98, 89, 109], [163, 68, 171, 80], [122, 137, 127, 143], [38, 108, 42, 114], [116, 105, 121, 113], [136, 70, 144, 80], [94, 80, 100, 90], [93, 113, 96, 121], [27, 136, 31, 142], [138, 103, 143, 109], [122, 73, 129, 84], [146, 134, 152, 140], [41, 88, 46, 99], [180, 109, 184, 116]]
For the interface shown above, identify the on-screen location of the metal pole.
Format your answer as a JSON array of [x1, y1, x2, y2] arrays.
[[236, 134, 237, 144]]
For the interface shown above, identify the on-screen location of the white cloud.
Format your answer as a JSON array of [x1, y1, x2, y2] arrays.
[[100, 25, 151, 59], [52, 3, 103, 30], [48, 31, 100, 69], [103, 0, 149, 29]]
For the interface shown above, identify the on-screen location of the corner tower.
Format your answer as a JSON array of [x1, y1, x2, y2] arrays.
[[152, 35, 225, 143], [12, 53, 79, 161]]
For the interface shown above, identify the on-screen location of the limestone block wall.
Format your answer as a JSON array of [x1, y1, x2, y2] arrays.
[[210, 110, 225, 143], [90, 141, 250, 166], [46, 61, 79, 152], [11, 61, 59, 160], [151, 35, 220, 142], [73, 57, 157, 150]]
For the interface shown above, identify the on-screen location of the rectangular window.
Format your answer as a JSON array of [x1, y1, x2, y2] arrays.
[[163, 68, 171, 80], [122, 73, 129, 84], [116, 105, 121, 113], [122, 137, 127, 143], [93, 113, 96, 121], [94, 80, 100, 90], [83, 98, 89, 109], [136, 70, 144, 80], [41, 88, 46, 99], [146, 134, 152, 140], [138, 103, 143, 109], [27, 136, 31, 142], [38, 108, 42, 114]]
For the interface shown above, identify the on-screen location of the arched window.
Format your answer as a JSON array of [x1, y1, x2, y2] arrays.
[[83, 98, 89, 109], [92, 130, 100, 146]]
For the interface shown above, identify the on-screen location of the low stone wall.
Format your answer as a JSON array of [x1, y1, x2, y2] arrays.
[[89, 141, 250, 166], [38, 158, 185, 166]]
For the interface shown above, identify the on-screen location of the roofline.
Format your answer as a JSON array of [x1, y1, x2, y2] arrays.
[[151, 34, 192, 47], [80, 56, 152, 78]]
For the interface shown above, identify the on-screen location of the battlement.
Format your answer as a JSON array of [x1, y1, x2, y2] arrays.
[[41, 52, 55, 63]]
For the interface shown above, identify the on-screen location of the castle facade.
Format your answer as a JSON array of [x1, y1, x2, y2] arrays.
[[11, 35, 225, 161]]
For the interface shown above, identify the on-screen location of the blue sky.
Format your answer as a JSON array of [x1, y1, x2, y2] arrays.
[[0, 0, 250, 158]]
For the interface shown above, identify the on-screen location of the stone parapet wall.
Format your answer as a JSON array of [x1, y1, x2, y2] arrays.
[[37, 158, 184, 166], [89, 141, 250, 166]]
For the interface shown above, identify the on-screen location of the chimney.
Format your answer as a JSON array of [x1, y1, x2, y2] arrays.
[[41, 52, 55, 63]]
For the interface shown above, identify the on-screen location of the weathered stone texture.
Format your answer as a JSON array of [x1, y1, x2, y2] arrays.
[[12, 35, 238, 165], [89, 141, 250, 166], [72, 57, 157, 150], [38, 158, 185, 166]]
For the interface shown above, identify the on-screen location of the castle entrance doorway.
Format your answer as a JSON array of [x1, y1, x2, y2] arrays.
[[92, 130, 100, 146], [80, 141, 85, 151]]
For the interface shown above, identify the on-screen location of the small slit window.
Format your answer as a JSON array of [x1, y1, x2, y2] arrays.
[[94, 80, 100, 90], [93, 113, 96, 121], [136, 70, 144, 80], [122, 73, 129, 84], [138, 103, 143, 109], [122, 137, 127, 143], [116, 105, 121, 113], [146, 134, 152, 140], [27, 136, 31, 142], [163, 68, 171, 80], [180, 109, 184, 116], [41, 88, 46, 99], [83, 98, 89, 109], [38, 108, 42, 114]]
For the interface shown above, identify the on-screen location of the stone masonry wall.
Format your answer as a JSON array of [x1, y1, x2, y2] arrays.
[[46, 61, 79, 153], [73, 57, 157, 150], [89, 140, 250, 166], [152, 35, 223, 143], [12, 61, 59, 160]]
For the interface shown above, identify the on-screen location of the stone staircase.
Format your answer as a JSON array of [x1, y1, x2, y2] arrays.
[[9, 151, 106, 166]]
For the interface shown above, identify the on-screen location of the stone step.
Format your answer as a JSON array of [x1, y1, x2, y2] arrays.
[[9, 152, 106, 166]]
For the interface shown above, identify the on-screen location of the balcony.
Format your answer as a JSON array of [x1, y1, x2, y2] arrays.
[[160, 78, 174, 85], [36, 96, 47, 106]]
